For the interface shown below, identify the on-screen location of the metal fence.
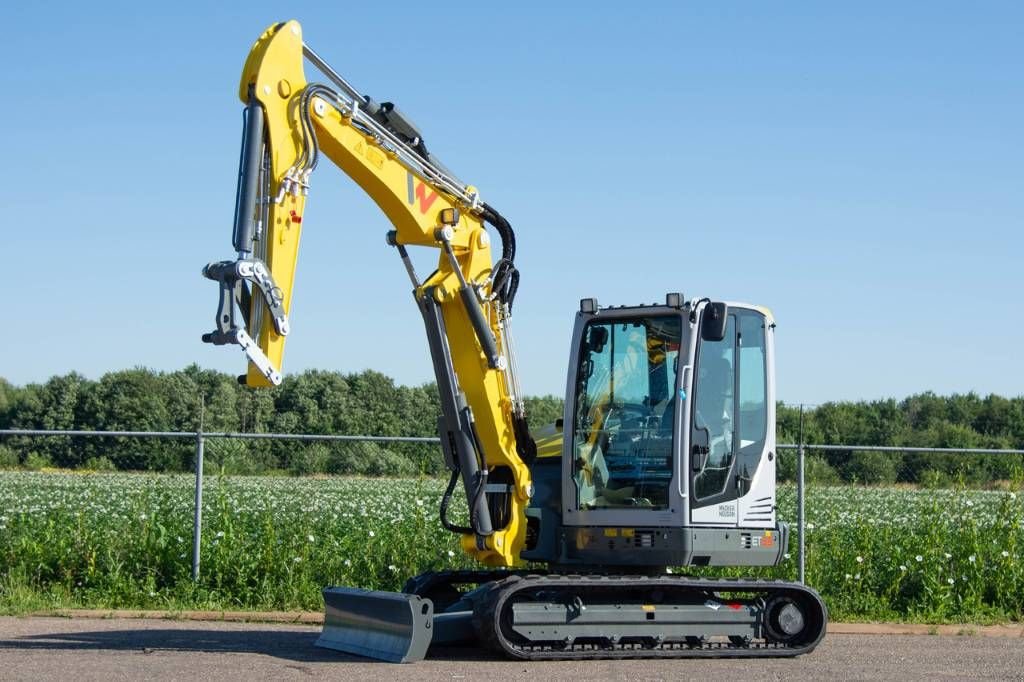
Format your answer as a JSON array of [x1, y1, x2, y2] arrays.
[[1, 428, 1022, 585], [774, 442, 1024, 583]]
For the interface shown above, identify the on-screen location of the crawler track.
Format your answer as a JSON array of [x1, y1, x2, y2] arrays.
[[408, 572, 827, 660]]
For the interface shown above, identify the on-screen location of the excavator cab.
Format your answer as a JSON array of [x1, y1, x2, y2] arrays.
[[521, 296, 785, 570]]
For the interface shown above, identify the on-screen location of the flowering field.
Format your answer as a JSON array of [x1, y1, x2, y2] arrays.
[[0, 472, 1021, 622]]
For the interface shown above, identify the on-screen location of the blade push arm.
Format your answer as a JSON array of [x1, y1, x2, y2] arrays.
[[202, 20, 534, 566]]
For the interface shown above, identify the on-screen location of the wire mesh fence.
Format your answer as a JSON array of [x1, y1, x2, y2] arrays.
[[0, 429, 445, 477], [2, 428, 1023, 585]]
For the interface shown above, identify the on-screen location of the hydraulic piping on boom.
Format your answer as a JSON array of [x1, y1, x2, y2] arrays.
[[201, 20, 827, 664]]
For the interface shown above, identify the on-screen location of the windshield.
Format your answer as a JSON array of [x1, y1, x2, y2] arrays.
[[572, 315, 681, 511]]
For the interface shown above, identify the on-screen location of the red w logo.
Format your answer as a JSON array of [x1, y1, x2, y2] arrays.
[[407, 172, 439, 214]]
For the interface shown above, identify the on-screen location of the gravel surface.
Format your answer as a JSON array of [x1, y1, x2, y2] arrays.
[[1, 617, 1022, 681]]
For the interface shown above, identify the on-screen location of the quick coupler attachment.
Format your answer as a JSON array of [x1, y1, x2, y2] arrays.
[[201, 258, 287, 386], [202, 259, 289, 337]]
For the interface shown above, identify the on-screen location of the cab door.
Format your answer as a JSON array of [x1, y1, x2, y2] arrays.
[[689, 306, 771, 526]]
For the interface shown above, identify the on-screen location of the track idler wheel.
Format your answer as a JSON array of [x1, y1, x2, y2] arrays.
[[764, 596, 807, 644]]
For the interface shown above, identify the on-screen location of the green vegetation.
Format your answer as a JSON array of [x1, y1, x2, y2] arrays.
[[0, 368, 563, 477], [1, 368, 1022, 483], [776, 396, 1024, 485], [1, 472, 1021, 623]]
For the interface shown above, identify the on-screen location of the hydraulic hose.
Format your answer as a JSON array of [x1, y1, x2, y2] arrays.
[[480, 203, 520, 309], [440, 468, 474, 535]]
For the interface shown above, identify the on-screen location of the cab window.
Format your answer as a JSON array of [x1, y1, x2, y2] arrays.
[[691, 308, 768, 505], [571, 315, 680, 511]]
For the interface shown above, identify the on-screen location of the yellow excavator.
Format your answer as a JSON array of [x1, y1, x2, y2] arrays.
[[202, 20, 827, 663]]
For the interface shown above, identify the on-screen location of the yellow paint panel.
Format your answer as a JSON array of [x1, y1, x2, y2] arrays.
[[238, 21, 308, 387]]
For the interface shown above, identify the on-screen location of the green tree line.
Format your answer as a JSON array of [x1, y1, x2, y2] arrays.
[[777, 396, 1024, 486], [0, 367, 1021, 483], [0, 366, 562, 477]]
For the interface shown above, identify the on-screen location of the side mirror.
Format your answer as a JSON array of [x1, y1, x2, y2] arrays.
[[587, 326, 609, 353], [691, 427, 710, 472], [700, 302, 728, 342]]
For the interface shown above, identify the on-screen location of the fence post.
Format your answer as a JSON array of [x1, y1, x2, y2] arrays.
[[797, 404, 806, 585], [192, 430, 204, 581]]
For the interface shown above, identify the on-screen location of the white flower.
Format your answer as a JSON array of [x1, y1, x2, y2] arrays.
[[1001, 550, 1010, 558], [293, 556, 302, 563], [149, 591, 157, 597], [968, 555, 976, 563], [944, 553, 952, 559], [416, 499, 424, 507], [447, 550, 455, 557], [307, 534, 315, 543], [176, 536, 184, 543], [216, 531, 225, 538], [856, 556, 863, 563], [368, 530, 375, 538], [344, 559, 352, 567], [845, 573, 852, 580], [666, 568, 673, 574], [783, 553, 791, 560], [915, 555, 923, 562], [899, 565, 907, 572], [139, 513, 147, 521], [965, 500, 973, 507], [947, 578, 954, 585], [388, 564, 398, 572], [854, 573, 861, 580]]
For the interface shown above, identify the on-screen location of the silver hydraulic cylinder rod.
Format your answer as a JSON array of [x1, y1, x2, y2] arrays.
[[302, 44, 364, 103]]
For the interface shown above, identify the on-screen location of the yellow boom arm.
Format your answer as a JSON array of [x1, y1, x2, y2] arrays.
[[202, 20, 534, 566]]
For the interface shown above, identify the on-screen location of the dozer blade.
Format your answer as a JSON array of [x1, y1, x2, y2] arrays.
[[316, 587, 434, 663]]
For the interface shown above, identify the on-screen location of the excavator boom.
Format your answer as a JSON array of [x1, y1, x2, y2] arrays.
[[203, 20, 533, 568]]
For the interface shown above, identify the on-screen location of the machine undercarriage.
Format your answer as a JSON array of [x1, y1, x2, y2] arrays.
[[318, 570, 827, 662]]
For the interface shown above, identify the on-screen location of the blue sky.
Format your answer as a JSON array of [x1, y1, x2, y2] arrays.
[[1, 2, 1020, 404]]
